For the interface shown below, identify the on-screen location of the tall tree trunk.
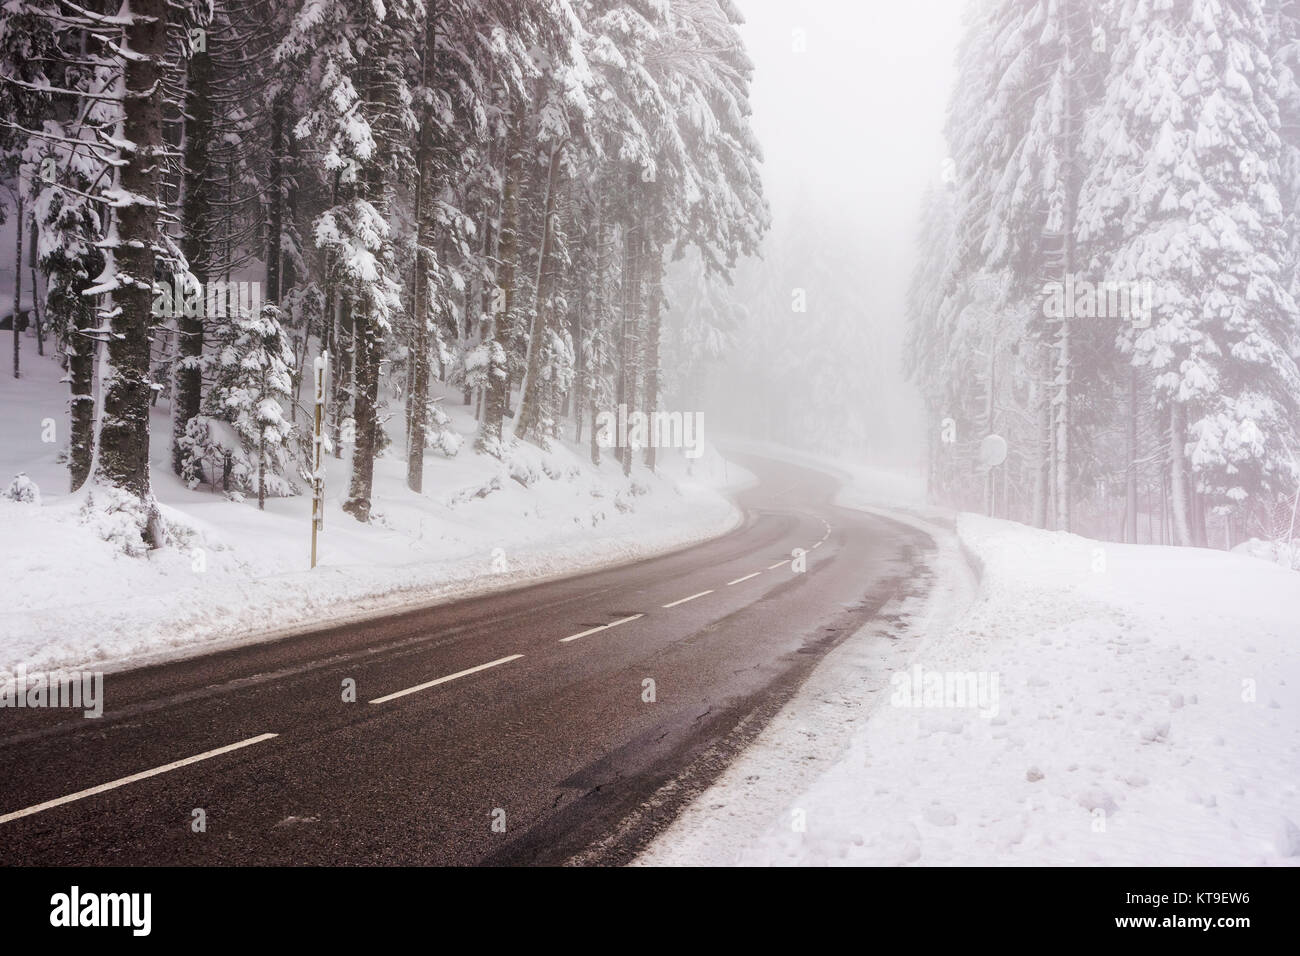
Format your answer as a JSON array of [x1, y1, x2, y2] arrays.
[[516, 143, 563, 443], [1054, 2, 1076, 533], [1125, 365, 1139, 544], [343, 285, 380, 520], [12, 195, 22, 379], [478, 107, 524, 453], [642, 244, 665, 471], [343, 77, 386, 520], [405, 236, 429, 490], [98, 0, 167, 520], [470, 141, 499, 417], [406, 3, 438, 492], [68, 293, 96, 490], [571, 259, 585, 443], [173, 42, 213, 475], [468, 191, 491, 414], [257, 431, 266, 510], [1193, 488, 1209, 549], [265, 91, 285, 304], [581, 204, 611, 448], [618, 181, 643, 476], [1054, 293, 1072, 529], [1168, 402, 1194, 546], [1159, 465, 1170, 546], [589, 352, 602, 467], [28, 215, 43, 356], [984, 333, 996, 516], [283, 121, 299, 295], [330, 292, 350, 458], [1032, 345, 1051, 528]]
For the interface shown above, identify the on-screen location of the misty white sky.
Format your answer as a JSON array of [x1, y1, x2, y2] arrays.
[[738, 0, 965, 257], [730, 0, 966, 460]]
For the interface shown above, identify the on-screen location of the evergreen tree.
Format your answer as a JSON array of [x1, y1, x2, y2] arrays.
[[180, 304, 298, 506]]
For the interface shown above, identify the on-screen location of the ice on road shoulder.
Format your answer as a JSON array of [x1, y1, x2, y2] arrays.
[[643, 510, 1300, 866]]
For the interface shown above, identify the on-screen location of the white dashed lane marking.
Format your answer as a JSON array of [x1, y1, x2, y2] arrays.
[[726, 572, 762, 586], [369, 654, 524, 702], [662, 590, 713, 609], [0, 733, 279, 826], [559, 614, 644, 644]]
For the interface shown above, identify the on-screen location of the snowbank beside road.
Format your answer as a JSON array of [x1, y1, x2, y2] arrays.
[[643, 500, 1300, 866], [0, 351, 747, 676]]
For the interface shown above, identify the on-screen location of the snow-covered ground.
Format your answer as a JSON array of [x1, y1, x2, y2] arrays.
[[641, 476, 1300, 866], [0, 343, 747, 676]]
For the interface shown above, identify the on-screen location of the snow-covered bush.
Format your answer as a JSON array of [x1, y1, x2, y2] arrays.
[[424, 400, 461, 458], [509, 457, 540, 487], [78, 487, 151, 557], [179, 416, 255, 498], [4, 473, 41, 505], [180, 304, 300, 506]]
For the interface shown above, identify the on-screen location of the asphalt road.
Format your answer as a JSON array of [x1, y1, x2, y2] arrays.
[[0, 452, 932, 866]]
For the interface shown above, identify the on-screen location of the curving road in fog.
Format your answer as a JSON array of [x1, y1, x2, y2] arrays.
[[0, 453, 931, 865]]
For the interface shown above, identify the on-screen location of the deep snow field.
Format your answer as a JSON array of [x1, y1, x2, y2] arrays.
[[642, 483, 1300, 866]]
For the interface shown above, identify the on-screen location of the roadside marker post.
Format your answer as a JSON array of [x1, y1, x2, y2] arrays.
[[311, 351, 330, 569]]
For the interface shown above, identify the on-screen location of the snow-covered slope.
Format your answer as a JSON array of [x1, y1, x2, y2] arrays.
[[642, 502, 1300, 866], [0, 348, 746, 675]]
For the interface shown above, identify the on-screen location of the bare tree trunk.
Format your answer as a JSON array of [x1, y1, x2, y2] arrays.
[[1125, 365, 1138, 544], [589, 345, 602, 467], [580, 204, 611, 446], [28, 215, 43, 356], [12, 195, 22, 379], [1193, 488, 1209, 549], [984, 334, 996, 516], [1168, 403, 1193, 546], [343, 288, 379, 520], [257, 432, 266, 510], [173, 41, 213, 475], [97, 0, 167, 522], [1159, 467, 1168, 546], [478, 107, 524, 453], [1054, 1, 1076, 533], [618, 179, 643, 477], [405, 5, 438, 493], [1032, 346, 1051, 528], [68, 291, 96, 490], [516, 143, 563, 443], [571, 266, 585, 444], [471, 142, 499, 420], [343, 71, 387, 521], [642, 245, 665, 471], [265, 92, 285, 304]]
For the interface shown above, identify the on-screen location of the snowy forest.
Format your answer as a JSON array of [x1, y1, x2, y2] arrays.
[[0, 0, 766, 547], [3, 0, 1298, 566], [2, 0, 1299, 878], [908, 0, 1300, 553]]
